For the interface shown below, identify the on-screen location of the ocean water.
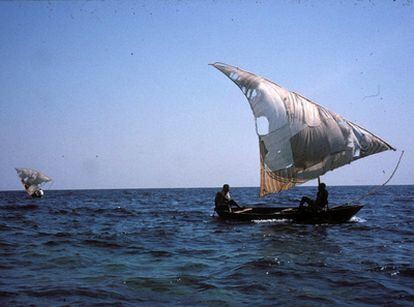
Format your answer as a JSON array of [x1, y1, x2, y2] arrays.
[[0, 186, 413, 306]]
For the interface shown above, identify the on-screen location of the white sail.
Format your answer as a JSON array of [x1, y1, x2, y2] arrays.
[[15, 168, 52, 196], [211, 63, 395, 197]]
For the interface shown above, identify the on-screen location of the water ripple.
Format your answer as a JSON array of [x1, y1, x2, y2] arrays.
[[0, 186, 413, 305]]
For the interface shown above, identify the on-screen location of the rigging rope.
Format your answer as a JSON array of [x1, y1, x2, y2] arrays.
[[348, 150, 404, 205]]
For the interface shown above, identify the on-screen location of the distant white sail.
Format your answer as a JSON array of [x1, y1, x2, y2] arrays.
[[15, 168, 52, 196], [211, 63, 395, 197]]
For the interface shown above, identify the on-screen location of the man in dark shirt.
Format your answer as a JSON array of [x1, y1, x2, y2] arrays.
[[214, 184, 241, 213], [299, 183, 329, 212]]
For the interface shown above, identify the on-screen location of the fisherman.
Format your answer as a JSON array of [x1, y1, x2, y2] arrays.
[[214, 184, 241, 213], [299, 183, 329, 212]]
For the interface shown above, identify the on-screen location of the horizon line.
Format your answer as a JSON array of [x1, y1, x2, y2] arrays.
[[1, 183, 412, 193]]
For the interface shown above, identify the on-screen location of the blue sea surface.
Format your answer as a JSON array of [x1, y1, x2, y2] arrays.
[[0, 186, 413, 305]]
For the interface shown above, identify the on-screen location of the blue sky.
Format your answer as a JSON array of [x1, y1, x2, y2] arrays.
[[0, 1, 413, 191]]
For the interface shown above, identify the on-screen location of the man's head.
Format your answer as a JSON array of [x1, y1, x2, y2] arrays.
[[318, 183, 326, 191], [222, 184, 230, 193]]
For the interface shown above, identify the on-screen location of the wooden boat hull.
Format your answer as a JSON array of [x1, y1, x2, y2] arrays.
[[216, 205, 364, 224]]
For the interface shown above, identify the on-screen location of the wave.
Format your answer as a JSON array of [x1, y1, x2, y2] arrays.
[[235, 257, 283, 270], [148, 250, 173, 257], [43, 239, 72, 246], [178, 262, 210, 274], [0, 290, 18, 298], [350, 216, 367, 223], [82, 239, 123, 249], [21, 287, 126, 300], [53, 232, 72, 238], [369, 264, 414, 277], [253, 218, 290, 224], [0, 204, 39, 211], [393, 197, 414, 204], [0, 224, 14, 231]]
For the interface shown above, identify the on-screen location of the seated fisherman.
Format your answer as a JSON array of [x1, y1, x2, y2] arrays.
[[214, 184, 241, 213], [299, 183, 329, 212]]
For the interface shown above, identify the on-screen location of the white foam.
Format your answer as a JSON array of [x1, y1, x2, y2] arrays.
[[350, 216, 367, 223], [253, 218, 290, 224]]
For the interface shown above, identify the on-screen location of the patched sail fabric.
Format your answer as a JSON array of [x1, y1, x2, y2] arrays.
[[211, 63, 395, 197], [15, 168, 52, 195]]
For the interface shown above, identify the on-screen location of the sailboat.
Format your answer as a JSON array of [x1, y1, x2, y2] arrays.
[[211, 62, 395, 223], [15, 168, 52, 198]]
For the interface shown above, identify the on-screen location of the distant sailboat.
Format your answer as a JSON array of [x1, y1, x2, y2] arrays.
[[211, 62, 395, 223], [15, 168, 52, 198]]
